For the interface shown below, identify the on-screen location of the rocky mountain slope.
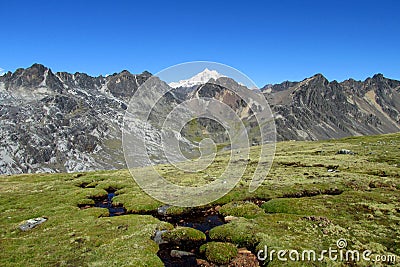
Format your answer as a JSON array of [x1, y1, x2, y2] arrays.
[[262, 74, 400, 140], [0, 64, 151, 174], [0, 64, 399, 174]]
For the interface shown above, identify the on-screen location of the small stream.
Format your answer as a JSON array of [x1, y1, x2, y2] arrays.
[[155, 208, 226, 267], [77, 183, 342, 266], [157, 243, 198, 267], [160, 211, 225, 239], [79, 189, 260, 266], [93, 191, 126, 217], [78, 189, 126, 217]]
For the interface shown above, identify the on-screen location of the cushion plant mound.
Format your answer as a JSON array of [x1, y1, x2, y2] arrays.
[[209, 218, 261, 248], [162, 226, 206, 244], [261, 198, 298, 214], [200, 242, 238, 265]]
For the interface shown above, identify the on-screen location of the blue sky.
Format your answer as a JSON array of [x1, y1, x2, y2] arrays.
[[1, 0, 399, 87]]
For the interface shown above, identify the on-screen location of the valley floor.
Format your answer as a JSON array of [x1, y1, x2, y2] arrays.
[[1, 133, 400, 266]]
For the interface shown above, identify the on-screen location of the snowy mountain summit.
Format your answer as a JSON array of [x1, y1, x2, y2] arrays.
[[169, 68, 225, 88]]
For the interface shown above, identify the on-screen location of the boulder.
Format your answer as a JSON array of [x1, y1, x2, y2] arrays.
[[170, 250, 195, 258], [157, 205, 171, 216], [337, 149, 354, 155], [153, 230, 168, 245], [19, 217, 47, 231]]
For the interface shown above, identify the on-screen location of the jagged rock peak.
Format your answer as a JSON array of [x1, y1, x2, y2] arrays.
[[372, 73, 384, 80], [28, 63, 48, 71], [120, 70, 132, 75], [310, 73, 328, 82], [141, 70, 152, 76]]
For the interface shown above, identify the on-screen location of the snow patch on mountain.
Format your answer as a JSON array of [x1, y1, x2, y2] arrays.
[[169, 68, 225, 88]]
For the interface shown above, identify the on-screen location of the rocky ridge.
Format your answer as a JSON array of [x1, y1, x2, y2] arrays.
[[0, 64, 399, 174]]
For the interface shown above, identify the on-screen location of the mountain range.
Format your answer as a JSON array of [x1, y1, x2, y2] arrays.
[[262, 73, 400, 140], [0, 64, 399, 174]]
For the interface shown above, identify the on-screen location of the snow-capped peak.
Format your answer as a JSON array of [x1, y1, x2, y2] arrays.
[[169, 68, 225, 88]]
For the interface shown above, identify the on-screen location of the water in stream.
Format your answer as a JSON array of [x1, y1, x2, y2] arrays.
[[80, 190, 259, 266], [156, 210, 226, 267], [93, 192, 126, 217]]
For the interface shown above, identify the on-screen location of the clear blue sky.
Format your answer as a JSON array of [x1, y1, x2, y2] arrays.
[[1, 0, 399, 87]]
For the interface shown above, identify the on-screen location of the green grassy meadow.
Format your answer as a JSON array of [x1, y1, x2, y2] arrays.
[[1, 133, 399, 266]]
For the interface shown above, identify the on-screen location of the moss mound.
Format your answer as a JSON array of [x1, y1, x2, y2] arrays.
[[261, 199, 299, 214], [209, 218, 260, 247], [200, 242, 238, 265], [219, 201, 265, 219], [162, 226, 206, 244]]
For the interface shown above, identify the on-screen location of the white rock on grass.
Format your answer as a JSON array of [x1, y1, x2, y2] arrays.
[[19, 217, 47, 231]]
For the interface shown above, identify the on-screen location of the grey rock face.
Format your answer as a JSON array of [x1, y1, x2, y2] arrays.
[[0, 64, 151, 174], [263, 73, 400, 141]]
